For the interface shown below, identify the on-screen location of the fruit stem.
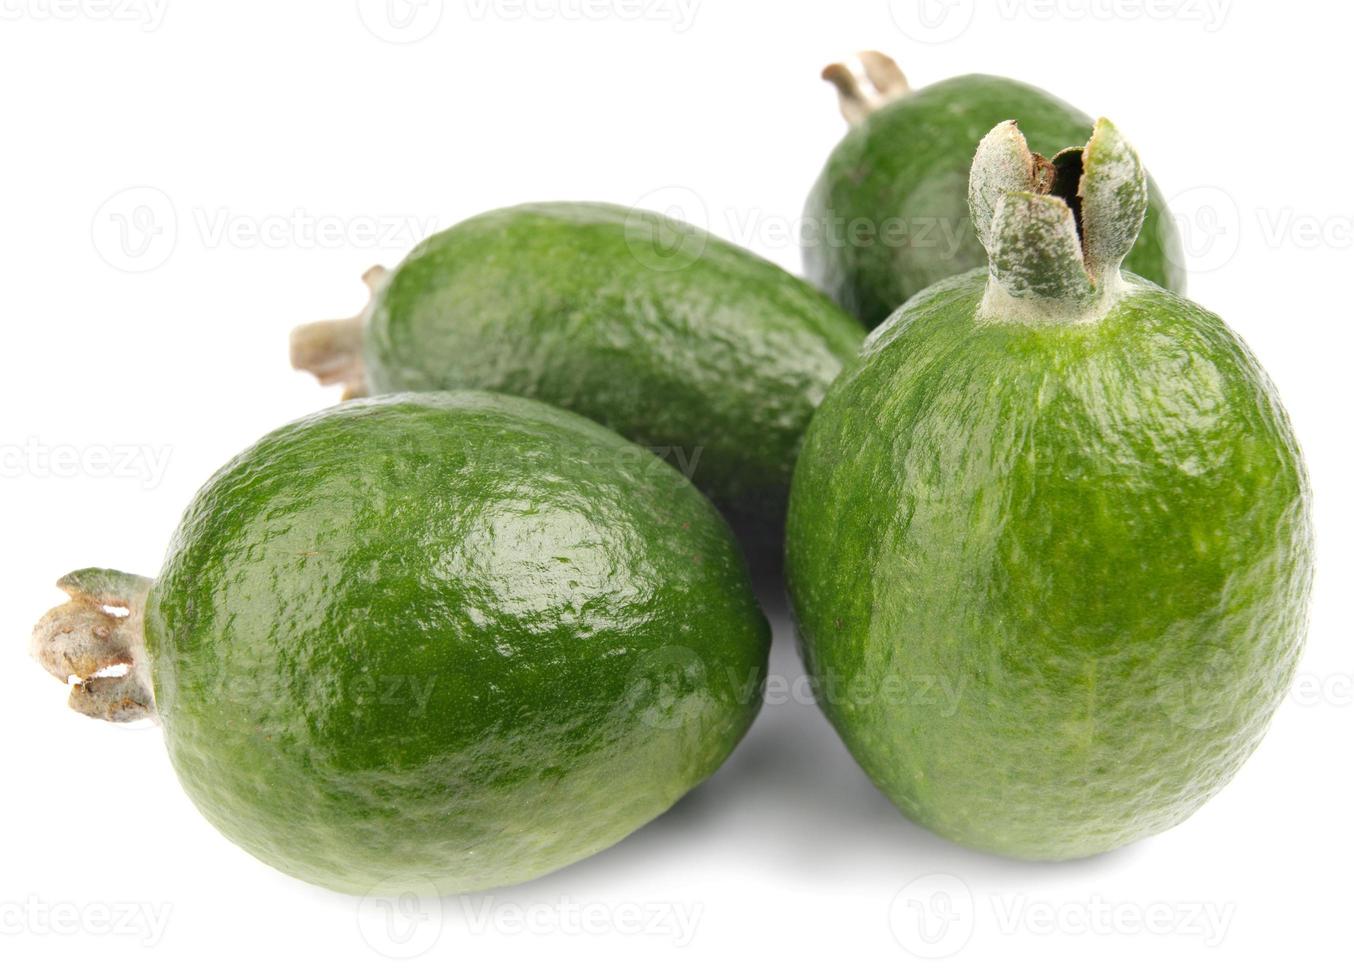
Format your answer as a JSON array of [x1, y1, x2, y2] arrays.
[[289, 265, 390, 400], [31, 568, 156, 723], [822, 51, 910, 126]]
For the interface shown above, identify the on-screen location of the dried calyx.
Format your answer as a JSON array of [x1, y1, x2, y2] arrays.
[[31, 568, 155, 723], [968, 117, 1149, 324], [290, 264, 390, 400], [822, 51, 911, 126]]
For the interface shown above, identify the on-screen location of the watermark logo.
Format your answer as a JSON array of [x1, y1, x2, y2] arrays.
[[356, 888, 700, 952], [627, 187, 973, 267], [1167, 184, 1242, 275], [626, 644, 708, 731], [191, 208, 440, 251], [888, 876, 1235, 957], [0, 0, 169, 30], [1255, 208, 1354, 251], [91, 187, 441, 272], [888, 0, 975, 44], [888, 873, 975, 958], [91, 186, 177, 273], [997, 0, 1230, 32], [625, 185, 710, 273], [727, 205, 971, 258], [464, 0, 701, 32], [1288, 670, 1353, 709], [357, 875, 444, 959], [205, 671, 437, 718], [888, 0, 1229, 43], [0, 439, 172, 490], [0, 896, 171, 946], [356, 0, 444, 42], [989, 893, 1234, 946], [459, 896, 702, 945]]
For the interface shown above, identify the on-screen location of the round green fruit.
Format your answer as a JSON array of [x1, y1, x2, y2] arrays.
[[803, 52, 1186, 325], [32, 392, 769, 894], [786, 118, 1312, 859], [291, 202, 865, 556]]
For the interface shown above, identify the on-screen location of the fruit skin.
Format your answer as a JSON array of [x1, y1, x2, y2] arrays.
[[362, 202, 865, 550], [804, 74, 1186, 325], [144, 391, 769, 894], [786, 269, 1313, 859]]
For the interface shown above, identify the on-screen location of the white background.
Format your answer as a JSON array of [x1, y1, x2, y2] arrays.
[[2, 1, 1350, 976]]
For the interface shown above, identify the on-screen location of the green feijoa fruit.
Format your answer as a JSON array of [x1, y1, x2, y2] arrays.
[[804, 52, 1186, 325], [290, 202, 865, 558], [786, 119, 1312, 860], [32, 392, 769, 895]]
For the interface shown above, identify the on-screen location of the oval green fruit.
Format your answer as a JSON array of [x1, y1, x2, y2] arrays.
[[804, 52, 1186, 325], [786, 118, 1312, 859], [291, 202, 865, 556], [32, 392, 769, 894]]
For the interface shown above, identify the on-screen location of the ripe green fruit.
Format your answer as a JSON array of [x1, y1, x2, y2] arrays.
[[291, 202, 865, 555], [803, 52, 1186, 325], [32, 392, 769, 894], [786, 118, 1312, 859]]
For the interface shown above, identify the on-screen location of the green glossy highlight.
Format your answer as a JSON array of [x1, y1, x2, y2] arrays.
[[363, 202, 865, 552], [146, 392, 769, 893], [787, 269, 1312, 859]]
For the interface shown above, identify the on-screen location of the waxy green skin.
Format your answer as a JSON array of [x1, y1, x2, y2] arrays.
[[786, 270, 1312, 859], [145, 392, 769, 894], [804, 75, 1186, 325], [365, 202, 865, 549]]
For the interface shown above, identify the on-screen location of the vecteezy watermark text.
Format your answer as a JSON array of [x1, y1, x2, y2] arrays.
[[0, 896, 171, 946], [0, 439, 172, 490], [465, 0, 700, 32], [459, 895, 702, 945], [357, 881, 701, 958], [92, 185, 442, 273], [0, 0, 168, 30], [889, 0, 1229, 44], [888, 874, 1235, 959]]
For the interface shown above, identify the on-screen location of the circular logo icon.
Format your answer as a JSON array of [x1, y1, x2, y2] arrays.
[[356, 874, 443, 958], [91, 186, 176, 273], [624, 186, 710, 273], [887, 872, 974, 958], [1166, 184, 1242, 275], [888, 0, 976, 45], [356, 0, 444, 44], [624, 644, 710, 732]]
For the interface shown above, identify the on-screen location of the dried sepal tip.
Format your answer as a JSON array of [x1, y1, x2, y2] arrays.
[[1078, 117, 1149, 283], [31, 568, 156, 723], [822, 51, 910, 126], [290, 265, 389, 400], [970, 117, 1150, 322], [968, 120, 1054, 255]]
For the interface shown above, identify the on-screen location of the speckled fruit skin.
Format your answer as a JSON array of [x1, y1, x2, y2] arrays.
[[804, 76, 1186, 325], [364, 202, 865, 551], [786, 270, 1313, 859], [144, 392, 769, 894]]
